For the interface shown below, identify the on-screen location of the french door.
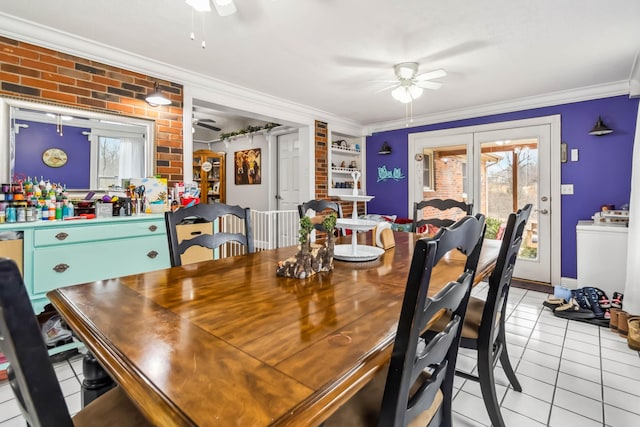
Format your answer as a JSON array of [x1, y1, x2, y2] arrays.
[[408, 118, 559, 284]]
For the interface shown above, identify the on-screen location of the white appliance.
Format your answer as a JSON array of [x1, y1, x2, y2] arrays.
[[576, 221, 628, 296]]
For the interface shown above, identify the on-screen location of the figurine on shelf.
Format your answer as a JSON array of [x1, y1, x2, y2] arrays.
[[340, 161, 346, 168]]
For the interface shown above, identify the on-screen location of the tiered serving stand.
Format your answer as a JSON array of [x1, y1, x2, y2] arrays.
[[334, 171, 385, 262]]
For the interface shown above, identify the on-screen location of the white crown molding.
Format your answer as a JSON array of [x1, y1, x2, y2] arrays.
[[0, 13, 365, 133], [366, 80, 630, 134], [630, 50, 640, 98]]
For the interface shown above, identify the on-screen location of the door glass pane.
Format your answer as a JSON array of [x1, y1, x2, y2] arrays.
[[479, 138, 538, 260], [419, 144, 469, 222]]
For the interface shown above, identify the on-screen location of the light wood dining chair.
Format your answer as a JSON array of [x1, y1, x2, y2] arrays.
[[324, 214, 486, 427], [165, 202, 254, 267], [0, 258, 152, 427], [431, 204, 532, 427], [412, 198, 473, 233], [298, 199, 344, 236]]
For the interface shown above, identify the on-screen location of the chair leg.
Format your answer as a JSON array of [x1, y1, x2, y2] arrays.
[[498, 329, 522, 392], [477, 347, 506, 427], [499, 345, 522, 392]]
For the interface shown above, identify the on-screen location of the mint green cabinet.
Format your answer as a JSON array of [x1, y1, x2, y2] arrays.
[[0, 215, 170, 313]]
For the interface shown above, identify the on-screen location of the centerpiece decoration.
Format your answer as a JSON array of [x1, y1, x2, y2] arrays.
[[276, 213, 337, 278]]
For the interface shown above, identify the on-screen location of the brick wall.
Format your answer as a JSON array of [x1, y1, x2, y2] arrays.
[[0, 36, 184, 185], [314, 120, 355, 218]]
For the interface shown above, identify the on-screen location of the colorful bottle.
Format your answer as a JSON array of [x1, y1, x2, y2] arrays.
[[48, 202, 56, 220]]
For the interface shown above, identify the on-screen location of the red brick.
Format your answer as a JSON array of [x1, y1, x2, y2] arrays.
[[0, 44, 39, 60], [39, 53, 75, 69], [21, 58, 57, 73], [1, 63, 40, 78], [0, 72, 19, 84], [0, 52, 19, 64], [40, 90, 76, 103], [20, 76, 57, 90], [42, 72, 75, 86]]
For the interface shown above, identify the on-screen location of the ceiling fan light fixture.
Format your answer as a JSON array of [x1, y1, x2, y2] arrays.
[[408, 85, 423, 100], [391, 86, 412, 103], [185, 0, 211, 12], [146, 83, 171, 107]]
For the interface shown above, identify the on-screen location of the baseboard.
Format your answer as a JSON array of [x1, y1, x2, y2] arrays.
[[511, 278, 553, 293]]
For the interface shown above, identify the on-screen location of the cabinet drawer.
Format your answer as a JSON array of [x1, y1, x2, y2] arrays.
[[34, 220, 165, 246], [32, 235, 170, 294]]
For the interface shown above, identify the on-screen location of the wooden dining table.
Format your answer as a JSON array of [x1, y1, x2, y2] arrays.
[[48, 231, 500, 426]]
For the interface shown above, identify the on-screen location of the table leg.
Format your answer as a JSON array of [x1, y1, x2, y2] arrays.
[[81, 352, 115, 407]]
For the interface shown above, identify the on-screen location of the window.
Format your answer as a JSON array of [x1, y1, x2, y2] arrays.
[[422, 149, 434, 191], [93, 134, 145, 189]]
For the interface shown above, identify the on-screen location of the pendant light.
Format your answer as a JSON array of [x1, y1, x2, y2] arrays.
[[146, 83, 171, 107]]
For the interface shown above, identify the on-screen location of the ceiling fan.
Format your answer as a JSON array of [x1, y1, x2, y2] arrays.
[[192, 118, 221, 132], [381, 62, 447, 104]]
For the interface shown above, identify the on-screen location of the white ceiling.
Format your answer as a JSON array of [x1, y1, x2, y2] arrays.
[[1, 0, 639, 127]]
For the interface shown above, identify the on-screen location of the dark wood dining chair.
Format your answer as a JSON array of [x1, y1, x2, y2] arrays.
[[324, 214, 486, 427], [412, 198, 473, 232], [298, 199, 344, 236], [0, 258, 152, 427], [432, 204, 532, 427], [165, 202, 254, 267]]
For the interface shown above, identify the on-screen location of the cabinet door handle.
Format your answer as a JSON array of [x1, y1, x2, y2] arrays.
[[55, 232, 69, 240], [148, 225, 158, 232], [53, 263, 70, 273], [147, 250, 158, 259]]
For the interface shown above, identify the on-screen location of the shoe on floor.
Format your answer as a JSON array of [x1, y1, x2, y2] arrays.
[[618, 311, 630, 337], [543, 295, 566, 311], [610, 307, 621, 331], [628, 316, 640, 351], [554, 298, 596, 320]]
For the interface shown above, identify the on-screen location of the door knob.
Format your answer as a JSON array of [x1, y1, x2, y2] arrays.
[[539, 209, 549, 215], [541, 196, 549, 202]]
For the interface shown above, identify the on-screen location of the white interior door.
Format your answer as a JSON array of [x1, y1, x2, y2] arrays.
[[276, 132, 300, 211]]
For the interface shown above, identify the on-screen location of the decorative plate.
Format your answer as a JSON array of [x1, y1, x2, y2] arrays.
[[42, 148, 68, 167]]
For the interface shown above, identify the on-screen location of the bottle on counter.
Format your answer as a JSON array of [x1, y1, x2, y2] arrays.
[[48, 202, 56, 220]]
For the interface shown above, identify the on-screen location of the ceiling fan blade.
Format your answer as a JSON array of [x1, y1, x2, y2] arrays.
[[374, 83, 400, 93], [415, 69, 447, 81], [197, 122, 222, 132], [415, 81, 443, 90]]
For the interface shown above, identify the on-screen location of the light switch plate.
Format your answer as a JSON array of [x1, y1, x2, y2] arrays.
[[561, 184, 574, 195], [571, 148, 579, 162]]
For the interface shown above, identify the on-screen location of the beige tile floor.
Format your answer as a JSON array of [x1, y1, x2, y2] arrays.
[[1, 286, 640, 426]]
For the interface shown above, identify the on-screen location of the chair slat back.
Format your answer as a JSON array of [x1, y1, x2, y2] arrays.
[[0, 258, 74, 427], [413, 198, 473, 232], [379, 215, 485, 427], [165, 203, 254, 267], [298, 199, 344, 236], [480, 204, 532, 345]]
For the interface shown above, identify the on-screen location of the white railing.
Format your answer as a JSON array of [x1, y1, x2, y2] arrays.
[[221, 209, 299, 257]]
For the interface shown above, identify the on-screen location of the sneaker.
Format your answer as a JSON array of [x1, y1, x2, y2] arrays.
[[583, 287, 605, 318], [611, 292, 624, 310], [554, 298, 596, 320]]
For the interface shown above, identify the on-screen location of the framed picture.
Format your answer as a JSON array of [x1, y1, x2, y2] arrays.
[[234, 148, 261, 185]]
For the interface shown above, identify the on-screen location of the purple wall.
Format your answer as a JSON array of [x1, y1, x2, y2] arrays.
[[14, 120, 91, 188], [365, 95, 639, 279]]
